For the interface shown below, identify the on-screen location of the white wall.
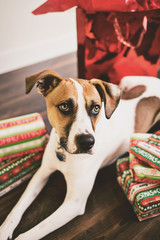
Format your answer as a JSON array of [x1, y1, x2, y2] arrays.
[[0, 0, 77, 74]]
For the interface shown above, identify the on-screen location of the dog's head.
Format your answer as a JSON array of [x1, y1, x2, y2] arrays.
[[26, 70, 121, 154]]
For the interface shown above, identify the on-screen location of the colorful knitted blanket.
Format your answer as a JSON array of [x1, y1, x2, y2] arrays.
[[0, 113, 48, 197]]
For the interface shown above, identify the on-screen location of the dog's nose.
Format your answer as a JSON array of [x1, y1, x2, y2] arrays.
[[76, 134, 95, 152]]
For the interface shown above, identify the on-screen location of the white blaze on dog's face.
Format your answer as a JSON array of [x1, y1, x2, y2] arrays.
[[25, 70, 121, 154]]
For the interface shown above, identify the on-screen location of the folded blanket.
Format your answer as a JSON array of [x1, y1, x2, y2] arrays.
[[0, 113, 48, 197]]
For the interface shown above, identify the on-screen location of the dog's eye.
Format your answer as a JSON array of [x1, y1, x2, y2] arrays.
[[57, 99, 74, 115], [58, 103, 70, 113], [91, 105, 100, 115], [57, 103, 72, 115]]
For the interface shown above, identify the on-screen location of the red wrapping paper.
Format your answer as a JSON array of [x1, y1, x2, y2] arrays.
[[32, 0, 160, 14], [0, 129, 46, 147], [77, 8, 160, 82], [32, 0, 160, 84]]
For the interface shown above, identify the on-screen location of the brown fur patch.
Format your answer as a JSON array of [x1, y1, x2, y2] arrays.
[[25, 69, 63, 95], [45, 79, 78, 137], [89, 79, 121, 119], [135, 96, 160, 133], [121, 85, 146, 100]]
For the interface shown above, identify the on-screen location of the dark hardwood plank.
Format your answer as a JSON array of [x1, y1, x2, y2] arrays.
[[0, 52, 160, 240]]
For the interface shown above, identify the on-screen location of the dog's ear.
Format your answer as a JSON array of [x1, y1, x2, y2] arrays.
[[90, 79, 121, 119], [25, 69, 63, 96]]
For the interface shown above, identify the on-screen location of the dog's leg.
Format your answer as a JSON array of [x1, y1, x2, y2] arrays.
[[14, 168, 98, 240], [0, 129, 58, 240], [0, 164, 54, 240]]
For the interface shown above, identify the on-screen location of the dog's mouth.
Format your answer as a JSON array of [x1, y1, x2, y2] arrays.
[[74, 149, 93, 154]]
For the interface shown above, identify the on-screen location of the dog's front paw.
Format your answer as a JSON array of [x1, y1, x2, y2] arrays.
[[0, 214, 20, 240], [0, 225, 13, 240]]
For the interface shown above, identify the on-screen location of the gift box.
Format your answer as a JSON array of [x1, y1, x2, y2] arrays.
[[32, 0, 160, 84], [117, 130, 160, 221], [0, 113, 48, 197], [76, 8, 160, 83], [130, 131, 160, 172]]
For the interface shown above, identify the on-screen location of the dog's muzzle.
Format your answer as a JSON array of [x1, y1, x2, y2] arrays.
[[75, 134, 95, 153], [60, 134, 95, 154]]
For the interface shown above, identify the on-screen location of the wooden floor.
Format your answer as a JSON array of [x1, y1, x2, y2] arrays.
[[0, 53, 160, 240]]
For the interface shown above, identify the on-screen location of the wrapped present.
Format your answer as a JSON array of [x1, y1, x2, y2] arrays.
[[129, 132, 160, 183], [117, 129, 160, 221], [117, 157, 160, 221], [32, 0, 160, 83], [129, 153, 160, 184], [130, 131, 160, 170], [76, 8, 160, 83], [0, 113, 48, 197], [130, 133, 151, 148], [32, 0, 160, 14]]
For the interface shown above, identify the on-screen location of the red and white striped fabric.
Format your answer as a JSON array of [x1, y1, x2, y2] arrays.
[[0, 113, 48, 197]]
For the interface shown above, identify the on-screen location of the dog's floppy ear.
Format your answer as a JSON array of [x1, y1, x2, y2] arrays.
[[90, 79, 121, 119], [25, 69, 63, 96]]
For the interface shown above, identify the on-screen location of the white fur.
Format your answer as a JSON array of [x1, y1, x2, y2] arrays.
[[67, 78, 95, 153], [0, 76, 160, 240]]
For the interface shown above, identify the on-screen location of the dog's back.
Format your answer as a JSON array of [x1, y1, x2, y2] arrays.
[[120, 76, 160, 132]]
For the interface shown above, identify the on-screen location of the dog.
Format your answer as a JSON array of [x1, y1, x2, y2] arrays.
[[0, 70, 160, 240]]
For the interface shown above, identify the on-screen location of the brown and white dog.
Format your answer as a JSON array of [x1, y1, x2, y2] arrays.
[[0, 70, 160, 240]]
